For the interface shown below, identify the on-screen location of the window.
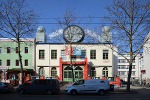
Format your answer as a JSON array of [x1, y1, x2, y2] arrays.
[[25, 59, 28, 66], [39, 50, 45, 59], [81, 50, 86, 59], [39, 67, 45, 76], [132, 65, 135, 69], [118, 59, 126, 63], [7, 47, 11, 53], [61, 50, 66, 59], [103, 50, 108, 59], [16, 47, 18, 53], [90, 50, 96, 59], [90, 67, 96, 78], [132, 71, 135, 75], [7, 60, 10, 66], [51, 50, 57, 59], [118, 65, 126, 69], [25, 47, 28, 53], [102, 67, 108, 77], [51, 67, 57, 78], [0, 60, 2, 66], [118, 71, 126, 75], [0, 47, 2, 53], [16, 60, 19, 66]]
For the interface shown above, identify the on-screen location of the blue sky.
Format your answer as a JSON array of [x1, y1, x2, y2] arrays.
[[26, 0, 113, 35]]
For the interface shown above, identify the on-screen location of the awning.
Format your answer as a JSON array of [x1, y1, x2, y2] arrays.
[[8, 66, 33, 71]]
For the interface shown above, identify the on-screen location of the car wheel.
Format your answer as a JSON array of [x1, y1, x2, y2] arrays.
[[70, 90, 77, 95], [98, 90, 105, 96], [20, 89, 25, 95], [46, 90, 53, 95]]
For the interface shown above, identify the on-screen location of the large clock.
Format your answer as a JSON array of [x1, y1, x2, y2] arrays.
[[63, 25, 85, 43]]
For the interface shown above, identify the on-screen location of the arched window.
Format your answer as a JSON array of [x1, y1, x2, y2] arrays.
[[51, 67, 57, 78], [74, 66, 82, 70], [102, 67, 108, 77], [39, 67, 45, 76], [90, 67, 96, 78]]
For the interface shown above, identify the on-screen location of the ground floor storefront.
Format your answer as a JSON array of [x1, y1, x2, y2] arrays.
[[37, 58, 113, 82], [0, 69, 34, 85]]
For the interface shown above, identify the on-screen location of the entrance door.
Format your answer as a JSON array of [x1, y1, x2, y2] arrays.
[[63, 65, 84, 82]]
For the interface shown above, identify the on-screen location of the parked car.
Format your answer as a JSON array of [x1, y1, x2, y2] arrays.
[[0, 82, 14, 93], [17, 79, 60, 95], [65, 79, 109, 95]]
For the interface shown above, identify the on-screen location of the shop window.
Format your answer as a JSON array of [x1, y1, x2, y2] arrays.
[[90, 67, 96, 78], [7, 47, 11, 53], [39, 50, 45, 59], [39, 67, 45, 76], [16, 60, 19, 66], [7, 60, 10, 66], [102, 67, 108, 77], [90, 50, 96, 59], [25, 47, 28, 53], [51, 50, 57, 59], [25, 59, 28, 66], [103, 50, 108, 59], [51, 67, 57, 78]]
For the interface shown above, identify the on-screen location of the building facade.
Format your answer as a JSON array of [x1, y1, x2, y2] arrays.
[[117, 53, 143, 82], [0, 38, 36, 84], [35, 43, 118, 81], [143, 32, 150, 83]]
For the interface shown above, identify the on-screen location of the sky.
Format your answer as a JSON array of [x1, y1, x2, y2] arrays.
[[25, 0, 113, 36]]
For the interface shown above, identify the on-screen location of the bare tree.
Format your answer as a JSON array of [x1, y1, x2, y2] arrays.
[[97, 0, 150, 91], [0, 0, 38, 84]]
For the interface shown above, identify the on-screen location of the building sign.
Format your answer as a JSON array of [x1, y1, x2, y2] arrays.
[[65, 46, 81, 55], [73, 46, 81, 55], [65, 46, 73, 55], [141, 70, 146, 74], [0, 66, 8, 70]]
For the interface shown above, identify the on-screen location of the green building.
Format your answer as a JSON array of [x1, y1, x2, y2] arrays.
[[0, 38, 35, 84]]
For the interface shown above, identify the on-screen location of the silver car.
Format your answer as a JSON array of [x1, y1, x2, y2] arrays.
[[0, 82, 14, 93]]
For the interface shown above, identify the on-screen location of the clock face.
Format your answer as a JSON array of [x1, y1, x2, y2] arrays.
[[63, 25, 85, 43]]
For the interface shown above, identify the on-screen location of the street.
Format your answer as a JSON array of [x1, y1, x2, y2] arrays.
[[1, 85, 150, 100]]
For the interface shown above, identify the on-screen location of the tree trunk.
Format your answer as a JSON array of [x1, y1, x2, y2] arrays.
[[17, 40, 24, 84], [126, 63, 132, 91], [70, 43, 74, 82]]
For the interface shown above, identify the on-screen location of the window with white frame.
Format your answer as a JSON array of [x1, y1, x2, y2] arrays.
[[39, 50, 45, 59], [61, 50, 66, 59], [90, 50, 96, 59], [132, 65, 135, 69], [103, 50, 108, 59], [51, 50, 57, 59], [132, 71, 135, 75], [81, 50, 86, 59]]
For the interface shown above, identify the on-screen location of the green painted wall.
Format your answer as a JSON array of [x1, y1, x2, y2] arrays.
[[0, 41, 34, 69]]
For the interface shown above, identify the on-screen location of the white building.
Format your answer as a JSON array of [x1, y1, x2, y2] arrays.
[[35, 43, 118, 81], [117, 53, 143, 82], [143, 32, 150, 83]]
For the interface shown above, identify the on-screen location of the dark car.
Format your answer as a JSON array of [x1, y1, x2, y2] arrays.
[[0, 82, 14, 93], [17, 79, 60, 95]]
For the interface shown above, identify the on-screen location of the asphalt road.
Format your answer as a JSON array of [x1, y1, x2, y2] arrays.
[[1, 85, 150, 100]]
